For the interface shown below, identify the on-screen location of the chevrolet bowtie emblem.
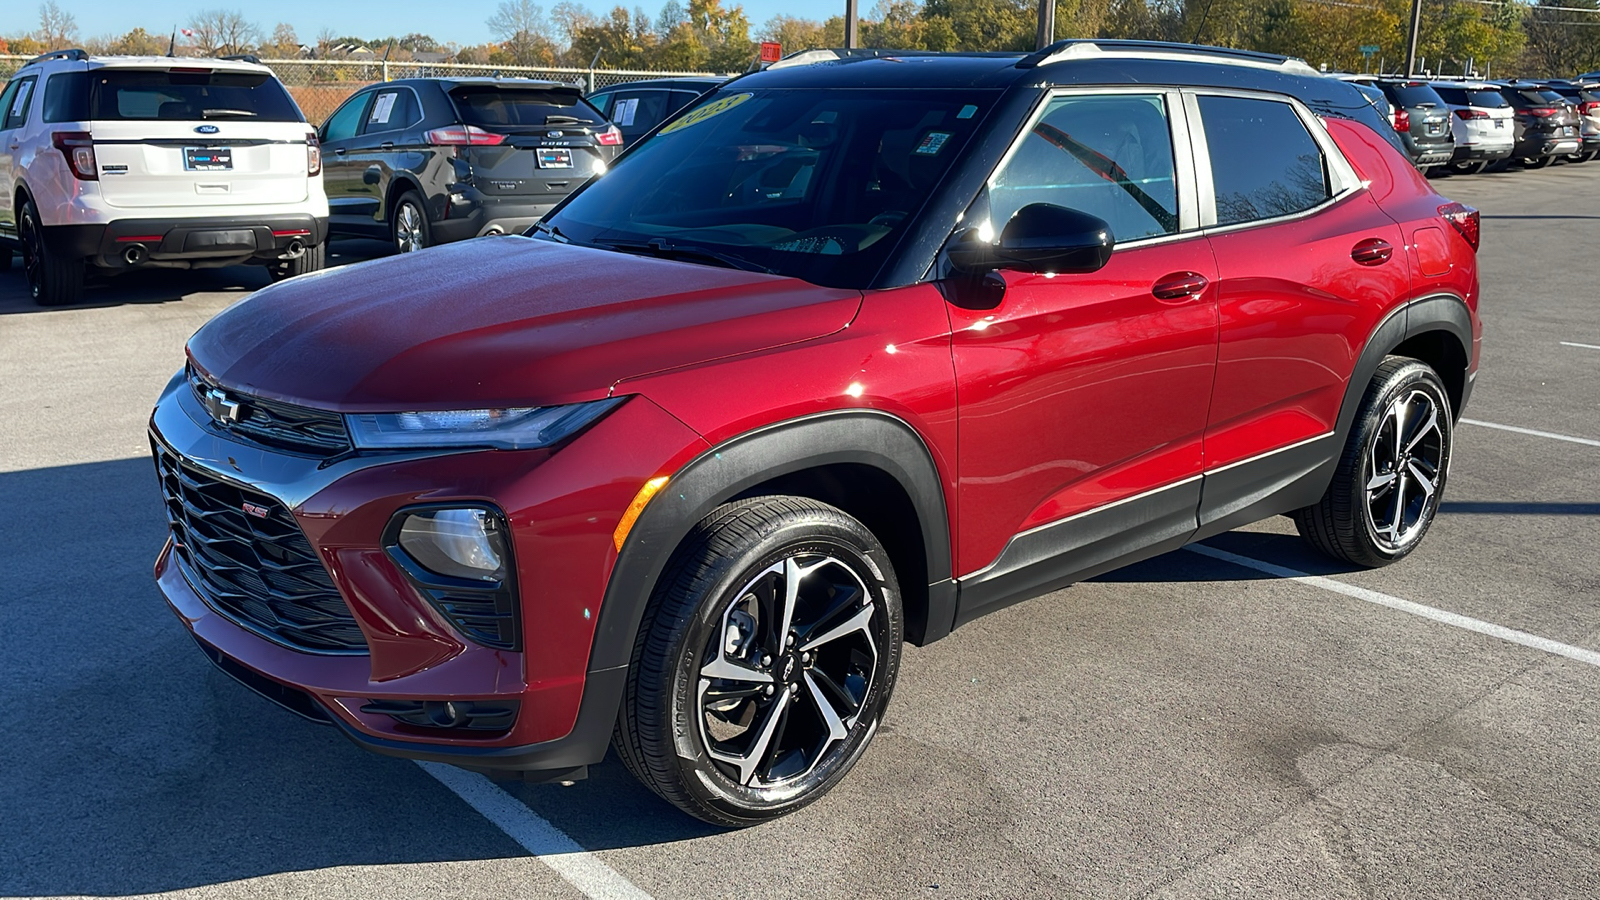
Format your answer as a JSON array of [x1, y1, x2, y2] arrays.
[[203, 387, 242, 423]]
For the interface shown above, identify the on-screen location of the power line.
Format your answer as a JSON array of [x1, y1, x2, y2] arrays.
[[1458, 0, 1600, 13]]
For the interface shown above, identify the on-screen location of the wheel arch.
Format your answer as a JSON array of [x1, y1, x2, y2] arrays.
[[1339, 293, 1473, 441], [588, 410, 956, 681], [382, 173, 427, 226]]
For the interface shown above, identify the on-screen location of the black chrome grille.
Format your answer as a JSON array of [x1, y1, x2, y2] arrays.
[[188, 366, 351, 456], [153, 441, 367, 653]]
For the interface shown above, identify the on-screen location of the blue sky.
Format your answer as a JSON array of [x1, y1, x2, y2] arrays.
[[1, 0, 843, 46]]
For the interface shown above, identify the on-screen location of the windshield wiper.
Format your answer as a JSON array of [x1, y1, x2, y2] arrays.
[[203, 108, 258, 118], [599, 239, 775, 274], [527, 220, 569, 242], [545, 115, 595, 125]]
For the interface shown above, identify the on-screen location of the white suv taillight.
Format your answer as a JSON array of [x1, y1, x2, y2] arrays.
[[52, 132, 97, 180], [307, 134, 322, 176], [425, 125, 506, 146]]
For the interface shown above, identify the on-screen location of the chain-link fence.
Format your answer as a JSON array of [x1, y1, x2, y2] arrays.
[[0, 55, 726, 123]]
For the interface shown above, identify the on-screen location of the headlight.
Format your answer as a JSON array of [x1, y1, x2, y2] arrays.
[[396, 508, 507, 583], [346, 398, 622, 450]]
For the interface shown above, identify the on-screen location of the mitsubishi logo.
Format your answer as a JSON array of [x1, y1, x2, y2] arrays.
[[203, 387, 242, 423]]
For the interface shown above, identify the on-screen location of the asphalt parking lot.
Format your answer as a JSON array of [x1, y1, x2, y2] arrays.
[[3, 166, 1598, 899]]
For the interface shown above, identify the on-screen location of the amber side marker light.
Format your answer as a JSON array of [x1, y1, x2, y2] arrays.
[[614, 476, 670, 551]]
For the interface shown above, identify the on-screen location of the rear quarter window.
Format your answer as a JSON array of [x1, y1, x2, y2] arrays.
[[89, 69, 303, 122], [43, 71, 91, 122]]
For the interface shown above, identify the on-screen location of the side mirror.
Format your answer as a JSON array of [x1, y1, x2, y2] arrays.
[[948, 203, 1115, 276]]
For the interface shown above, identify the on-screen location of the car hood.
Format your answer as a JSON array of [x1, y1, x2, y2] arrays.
[[188, 237, 862, 410]]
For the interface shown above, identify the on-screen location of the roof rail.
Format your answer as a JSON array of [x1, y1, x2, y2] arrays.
[[767, 47, 1022, 70], [22, 48, 89, 67], [1018, 40, 1319, 77], [219, 53, 262, 65]]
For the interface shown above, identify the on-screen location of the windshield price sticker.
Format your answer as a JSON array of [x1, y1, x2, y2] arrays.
[[915, 131, 952, 155], [660, 93, 754, 135]]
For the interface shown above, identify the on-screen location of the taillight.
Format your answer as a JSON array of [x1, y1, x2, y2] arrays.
[[1393, 108, 1411, 133], [1580, 101, 1600, 116], [425, 125, 506, 146], [1438, 202, 1480, 252], [1525, 107, 1558, 118], [1454, 108, 1489, 120], [306, 134, 322, 177], [595, 124, 623, 147], [52, 131, 97, 180]]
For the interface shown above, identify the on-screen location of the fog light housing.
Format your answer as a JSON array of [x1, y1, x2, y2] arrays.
[[397, 508, 506, 583], [385, 505, 521, 650]]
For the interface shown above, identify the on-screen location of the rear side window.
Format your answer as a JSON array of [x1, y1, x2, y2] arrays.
[[43, 71, 91, 122], [362, 88, 420, 133], [607, 90, 671, 130], [1385, 82, 1446, 107], [448, 86, 599, 129], [2, 77, 37, 130], [89, 69, 303, 122], [990, 93, 1179, 242], [1198, 95, 1331, 227]]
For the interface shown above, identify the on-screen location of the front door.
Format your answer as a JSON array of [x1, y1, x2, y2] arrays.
[[949, 90, 1219, 615], [318, 90, 374, 234]]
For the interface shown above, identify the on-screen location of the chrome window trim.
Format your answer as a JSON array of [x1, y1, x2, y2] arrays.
[[980, 85, 1198, 244], [1184, 87, 1366, 234]]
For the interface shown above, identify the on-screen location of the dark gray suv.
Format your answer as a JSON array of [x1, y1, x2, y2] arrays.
[[1349, 78, 1455, 172], [318, 78, 623, 252]]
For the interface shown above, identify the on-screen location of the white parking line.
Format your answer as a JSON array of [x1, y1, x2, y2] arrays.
[[1184, 544, 1600, 670], [417, 761, 654, 900], [1460, 418, 1600, 448], [1559, 341, 1600, 351]]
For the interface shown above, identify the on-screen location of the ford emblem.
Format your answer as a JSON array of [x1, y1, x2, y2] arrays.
[[548, 130, 564, 138], [195, 125, 220, 134]]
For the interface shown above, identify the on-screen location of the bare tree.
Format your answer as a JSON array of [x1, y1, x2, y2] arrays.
[[549, 1, 599, 50], [488, 0, 556, 63], [37, 1, 79, 48], [187, 9, 260, 57], [268, 22, 301, 58]]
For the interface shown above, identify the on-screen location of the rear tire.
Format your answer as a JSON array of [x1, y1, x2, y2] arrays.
[[613, 496, 904, 826], [19, 199, 84, 307], [268, 242, 326, 281], [1455, 160, 1490, 175], [1293, 357, 1452, 568], [390, 191, 430, 254]]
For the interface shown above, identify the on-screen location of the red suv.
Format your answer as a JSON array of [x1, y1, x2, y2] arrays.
[[150, 42, 1481, 826]]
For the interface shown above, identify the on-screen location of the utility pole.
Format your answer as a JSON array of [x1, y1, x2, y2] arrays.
[[1036, 0, 1056, 51], [845, 0, 859, 49], [1404, 0, 1423, 76]]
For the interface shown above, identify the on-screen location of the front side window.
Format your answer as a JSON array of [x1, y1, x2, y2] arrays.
[[1198, 95, 1330, 227], [545, 88, 996, 289], [321, 93, 369, 142], [0, 80, 21, 131], [988, 93, 1179, 243]]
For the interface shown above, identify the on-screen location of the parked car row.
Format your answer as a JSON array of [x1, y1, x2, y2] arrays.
[[1337, 74, 1599, 175]]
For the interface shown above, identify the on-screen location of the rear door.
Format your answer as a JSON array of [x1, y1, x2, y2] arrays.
[[601, 87, 674, 144], [87, 66, 311, 209], [1191, 92, 1409, 530], [446, 83, 610, 203], [345, 85, 424, 226]]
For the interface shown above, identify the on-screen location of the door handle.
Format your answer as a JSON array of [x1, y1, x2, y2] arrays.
[[380, 142, 393, 150], [1151, 272, 1209, 301], [1351, 237, 1393, 265]]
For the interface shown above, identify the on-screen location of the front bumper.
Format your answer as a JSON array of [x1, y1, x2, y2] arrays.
[[46, 214, 329, 270], [148, 370, 705, 775]]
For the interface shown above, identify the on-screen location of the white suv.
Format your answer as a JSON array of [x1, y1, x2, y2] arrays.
[[1427, 81, 1516, 175], [0, 50, 328, 306]]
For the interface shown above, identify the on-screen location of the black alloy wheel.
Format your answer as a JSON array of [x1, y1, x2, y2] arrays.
[[19, 199, 85, 307], [614, 496, 903, 826], [1294, 357, 1453, 567]]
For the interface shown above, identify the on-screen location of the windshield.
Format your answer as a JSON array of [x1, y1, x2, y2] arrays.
[[79, 69, 303, 121], [543, 88, 996, 289], [1386, 82, 1444, 107], [448, 85, 599, 130]]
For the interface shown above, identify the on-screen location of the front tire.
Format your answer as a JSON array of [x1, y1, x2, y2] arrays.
[[268, 242, 326, 281], [614, 496, 904, 826], [19, 199, 84, 307], [390, 191, 430, 254], [1293, 357, 1452, 568]]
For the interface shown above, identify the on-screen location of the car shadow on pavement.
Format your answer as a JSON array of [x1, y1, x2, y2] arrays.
[[0, 457, 711, 897], [0, 264, 269, 315], [1092, 529, 1361, 584]]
